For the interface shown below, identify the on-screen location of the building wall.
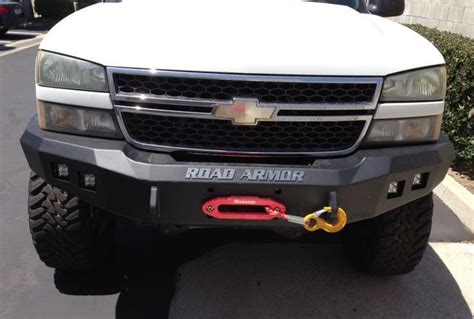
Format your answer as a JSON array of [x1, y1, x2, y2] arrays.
[[391, 0, 474, 38]]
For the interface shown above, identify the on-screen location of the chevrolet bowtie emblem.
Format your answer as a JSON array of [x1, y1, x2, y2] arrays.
[[213, 98, 275, 125]]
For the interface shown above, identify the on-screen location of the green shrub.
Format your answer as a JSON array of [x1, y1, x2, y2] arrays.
[[35, 0, 74, 19], [406, 25, 473, 169]]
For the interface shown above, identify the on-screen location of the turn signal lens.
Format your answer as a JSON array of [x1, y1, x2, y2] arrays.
[[38, 101, 122, 138], [365, 115, 442, 144]]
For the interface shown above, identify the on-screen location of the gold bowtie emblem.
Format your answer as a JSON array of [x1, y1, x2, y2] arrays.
[[213, 99, 275, 125]]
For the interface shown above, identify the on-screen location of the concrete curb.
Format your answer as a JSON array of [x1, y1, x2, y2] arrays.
[[434, 175, 474, 234]]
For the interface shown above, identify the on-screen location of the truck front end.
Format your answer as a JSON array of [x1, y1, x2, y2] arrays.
[[21, 0, 454, 275]]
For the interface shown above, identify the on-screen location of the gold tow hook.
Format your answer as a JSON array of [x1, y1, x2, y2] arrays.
[[303, 207, 347, 233], [266, 192, 347, 233]]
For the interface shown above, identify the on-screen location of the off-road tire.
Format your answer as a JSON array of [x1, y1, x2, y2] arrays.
[[28, 172, 113, 270], [343, 194, 433, 276]]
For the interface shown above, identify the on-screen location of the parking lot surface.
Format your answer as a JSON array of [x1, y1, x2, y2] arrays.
[[0, 30, 44, 57], [0, 46, 473, 319]]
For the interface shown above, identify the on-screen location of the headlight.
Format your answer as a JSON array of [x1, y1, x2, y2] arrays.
[[381, 66, 447, 102], [38, 101, 122, 138], [365, 115, 442, 144], [37, 51, 108, 92]]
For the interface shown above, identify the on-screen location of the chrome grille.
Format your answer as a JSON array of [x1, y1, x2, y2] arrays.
[[108, 68, 383, 156], [121, 112, 366, 153], [113, 73, 377, 104]]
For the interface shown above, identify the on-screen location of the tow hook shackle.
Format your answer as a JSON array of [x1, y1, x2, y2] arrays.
[[303, 207, 347, 233]]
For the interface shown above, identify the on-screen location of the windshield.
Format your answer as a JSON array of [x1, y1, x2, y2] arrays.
[[305, 0, 367, 13], [119, 0, 368, 13]]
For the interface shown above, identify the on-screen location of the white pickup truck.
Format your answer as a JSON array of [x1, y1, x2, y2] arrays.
[[21, 0, 454, 276]]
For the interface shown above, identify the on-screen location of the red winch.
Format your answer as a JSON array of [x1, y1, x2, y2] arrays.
[[202, 195, 347, 233]]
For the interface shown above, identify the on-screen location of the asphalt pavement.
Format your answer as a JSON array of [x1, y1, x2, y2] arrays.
[[0, 45, 473, 319]]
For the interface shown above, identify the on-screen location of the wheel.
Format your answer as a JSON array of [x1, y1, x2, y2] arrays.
[[28, 172, 115, 270], [343, 194, 433, 276]]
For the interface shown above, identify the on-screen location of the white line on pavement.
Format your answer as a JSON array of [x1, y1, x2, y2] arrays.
[[6, 31, 44, 36], [0, 34, 44, 58]]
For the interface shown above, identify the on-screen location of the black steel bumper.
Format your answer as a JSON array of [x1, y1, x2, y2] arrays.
[[21, 117, 454, 228]]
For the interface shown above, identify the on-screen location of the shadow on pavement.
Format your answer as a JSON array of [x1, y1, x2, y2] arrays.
[[432, 195, 474, 242], [0, 33, 36, 41], [54, 225, 472, 319], [0, 46, 13, 52]]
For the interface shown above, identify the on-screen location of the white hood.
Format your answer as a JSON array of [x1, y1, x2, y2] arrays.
[[39, 0, 444, 76]]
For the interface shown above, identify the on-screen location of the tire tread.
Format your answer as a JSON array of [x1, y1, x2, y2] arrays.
[[343, 194, 433, 275], [28, 172, 96, 269]]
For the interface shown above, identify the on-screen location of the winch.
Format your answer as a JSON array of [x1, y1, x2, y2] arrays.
[[202, 192, 347, 233]]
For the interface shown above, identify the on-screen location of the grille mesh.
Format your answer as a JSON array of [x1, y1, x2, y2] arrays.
[[121, 112, 365, 153], [114, 74, 377, 104]]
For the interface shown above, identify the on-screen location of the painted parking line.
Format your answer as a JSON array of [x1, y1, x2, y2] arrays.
[[5, 31, 43, 36], [0, 31, 44, 58]]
